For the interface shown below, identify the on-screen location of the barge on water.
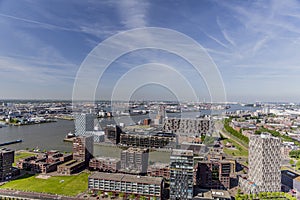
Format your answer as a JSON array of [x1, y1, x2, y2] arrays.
[[0, 139, 22, 147]]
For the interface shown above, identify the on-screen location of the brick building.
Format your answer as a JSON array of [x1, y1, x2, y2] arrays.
[[89, 157, 121, 173]]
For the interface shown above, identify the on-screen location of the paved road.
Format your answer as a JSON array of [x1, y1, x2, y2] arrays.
[[0, 189, 86, 200]]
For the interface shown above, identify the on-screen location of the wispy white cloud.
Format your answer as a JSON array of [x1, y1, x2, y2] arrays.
[[202, 31, 230, 49], [0, 13, 79, 32], [117, 0, 149, 29], [216, 17, 236, 47]]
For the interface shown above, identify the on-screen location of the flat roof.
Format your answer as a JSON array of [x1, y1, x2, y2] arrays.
[[123, 147, 149, 153], [171, 149, 193, 156], [89, 172, 163, 185], [0, 148, 14, 153], [59, 160, 85, 168], [282, 170, 300, 179], [92, 157, 120, 162]]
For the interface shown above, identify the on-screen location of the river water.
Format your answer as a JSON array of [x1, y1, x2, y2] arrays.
[[0, 104, 257, 162]]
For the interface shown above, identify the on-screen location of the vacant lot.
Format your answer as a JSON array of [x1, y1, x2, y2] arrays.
[[222, 137, 248, 157]]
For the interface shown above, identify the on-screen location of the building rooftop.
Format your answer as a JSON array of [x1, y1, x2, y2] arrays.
[[93, 157, 120, 162], [123, 147, 149, 153], [282, 170, 300, 179], [171, 149, 193, 156], [0, 148, 14, 153], [89, 172, 163, 185], [251, 133, 281, 140], [58, 160, 85, 168]]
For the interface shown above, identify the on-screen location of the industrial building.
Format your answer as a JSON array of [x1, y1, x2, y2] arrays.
[[170, 149, 194, 200]]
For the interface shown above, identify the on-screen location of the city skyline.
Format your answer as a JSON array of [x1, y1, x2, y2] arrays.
[[1, 0, 300, 102]]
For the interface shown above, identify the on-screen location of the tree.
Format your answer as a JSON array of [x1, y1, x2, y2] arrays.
[[129, 194, 135, 200], [237, 188, 241, 195], [119, 192, 125, 199], [249, 193, 253, 200], [259, 192, 263, 199], [108, 191, 113, 199], [97, 190, 103, 197], [140, 196, 146, 200]]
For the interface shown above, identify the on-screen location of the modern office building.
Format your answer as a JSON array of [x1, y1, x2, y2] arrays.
[[196, 160, 234, 189], [0, 148, 14, 181], [281, 170, 300, 192], [105, 125, 122, 144], [120, 147, 149, 175], [74, 113, 95, 136], [170, 149, 194, 200], [88, 172, 164, 199], [244, 134, 281, 193], [73, 135, 94, 162]]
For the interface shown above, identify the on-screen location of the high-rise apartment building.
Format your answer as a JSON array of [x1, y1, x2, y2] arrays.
[[247, 134, 281, 193], [120, 147, 149, 175], [74, 113, 95, 136], [73, 135, 94, 162], [170, 149, 194, 200], [105, 125, 122, 144], [0, 148, 14, 181]]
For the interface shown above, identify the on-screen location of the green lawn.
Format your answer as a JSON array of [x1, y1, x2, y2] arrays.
[[13, 151, 37, 166], [0, 172, 89, 196], [222, 137, 249, 157]]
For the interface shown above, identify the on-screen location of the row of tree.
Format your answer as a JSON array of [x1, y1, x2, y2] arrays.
[[289, 150, 300, 159], [96, 190, 154, 200], [255, 127, 300, 146], [224, 118, 249, 144], [236, 191, 296, 200]]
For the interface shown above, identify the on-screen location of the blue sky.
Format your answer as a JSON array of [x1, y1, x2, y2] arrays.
[[1, 0, 300, 102]]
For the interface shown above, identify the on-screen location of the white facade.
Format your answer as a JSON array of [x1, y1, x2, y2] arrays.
[[74, 113, 95, 136], [248, 134, 282, 193]]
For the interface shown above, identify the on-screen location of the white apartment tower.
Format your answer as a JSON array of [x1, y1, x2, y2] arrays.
[[248, 134, 281, 193], [74, 113, 95, 136]]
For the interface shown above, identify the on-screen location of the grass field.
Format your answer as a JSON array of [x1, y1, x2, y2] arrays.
[[13, 151, 37, 166], [0, 172, 89, 196], [222, 137, 248, 157]]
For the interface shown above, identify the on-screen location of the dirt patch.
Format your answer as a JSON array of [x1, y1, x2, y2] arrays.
[[36, 174, 51, 179]]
